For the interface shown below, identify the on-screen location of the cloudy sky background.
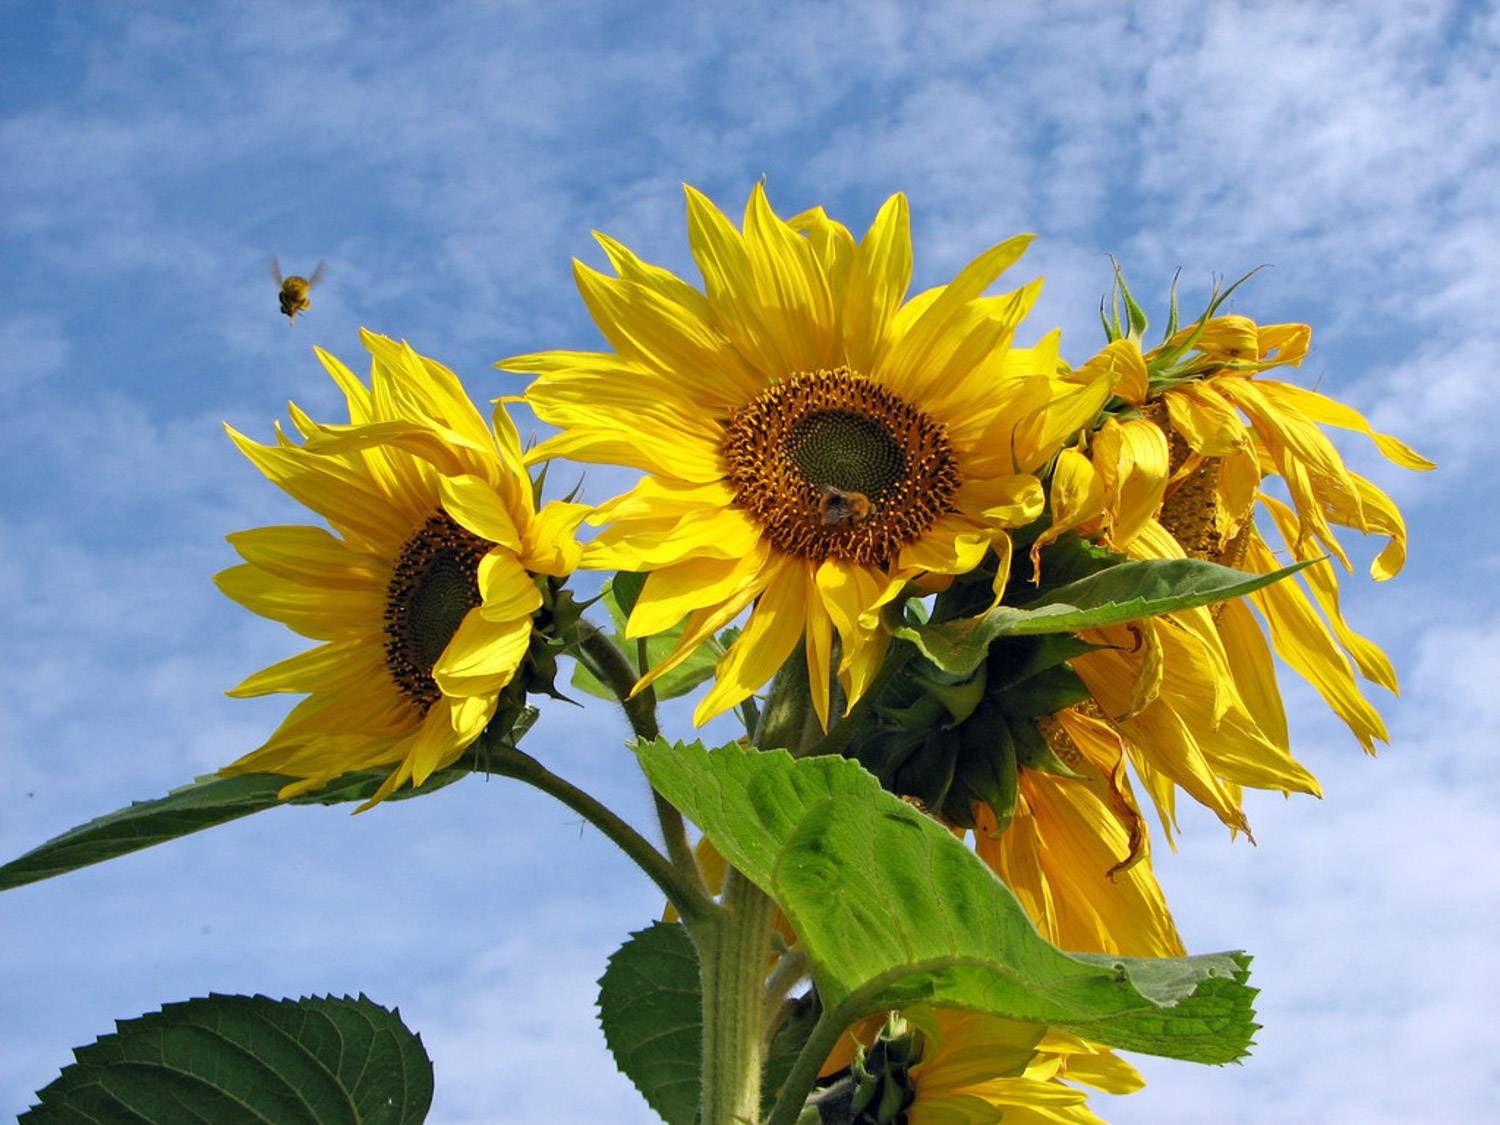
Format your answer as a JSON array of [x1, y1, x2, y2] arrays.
[[2, 1, 1496, 1121]]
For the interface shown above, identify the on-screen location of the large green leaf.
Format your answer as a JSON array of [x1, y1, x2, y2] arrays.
[[20, 993, 432, 1124], [897, 557, 1312, 675], [597, 922, 703, 1125], [635, 740, 1256, 1064]]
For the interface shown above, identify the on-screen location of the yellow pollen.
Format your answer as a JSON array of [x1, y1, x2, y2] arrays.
[[721, 368, 960, 565]]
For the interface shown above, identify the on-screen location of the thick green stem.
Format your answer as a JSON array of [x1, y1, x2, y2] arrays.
[[696, 652, 820, 1124], [697, 865, 779, 1125], [481, 742, 715, 925]]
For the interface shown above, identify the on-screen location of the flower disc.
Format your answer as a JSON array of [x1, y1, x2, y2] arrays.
[[384, 512, 493, 711], [723, 367, 960, 565]]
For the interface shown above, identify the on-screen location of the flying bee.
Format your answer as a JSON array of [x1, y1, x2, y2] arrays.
[[270, 257, 325, 325], [816, 483, 872, 526]]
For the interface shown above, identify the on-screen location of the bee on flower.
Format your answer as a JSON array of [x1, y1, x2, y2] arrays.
[[504, 185, 1110, 730]]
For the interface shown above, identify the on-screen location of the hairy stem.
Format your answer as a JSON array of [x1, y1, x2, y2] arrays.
[[573, 624, 707, 903], [481, 741, 715, 925], [697, 653, 820, 1123]]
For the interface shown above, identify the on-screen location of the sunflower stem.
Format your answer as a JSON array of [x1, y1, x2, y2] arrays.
[[696, 864, 779, 1125], [695, 653, 818, 1124], [572, 625, 706, 904], [480, 742, 715, 926], [763, 1003, 859, 1125]]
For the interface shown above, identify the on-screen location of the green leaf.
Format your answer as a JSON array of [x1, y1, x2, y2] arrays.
[[20, 993, 432, 1124], [0, 767, 465, 892], [1, 710, 539, 892], [597, 922, 703, 1125], [635, 740, 1257, 1065], [898, 557, 1312, 675]]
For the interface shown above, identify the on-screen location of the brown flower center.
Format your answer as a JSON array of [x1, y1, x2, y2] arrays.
[[721, 368, 960, 565], [384, 511, 492, 711]]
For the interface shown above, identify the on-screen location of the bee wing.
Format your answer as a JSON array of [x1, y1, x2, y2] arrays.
[[307, 260, 327, 288], [269, 255, 285, 285]]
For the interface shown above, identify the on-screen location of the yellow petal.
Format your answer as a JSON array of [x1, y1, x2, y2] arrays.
[[684, 184, 785, 376], [225, 525, 387, 588], [880, 235, 1036, 405], [520, 500, 587, 577], [843, 193, 911, 374], [585, 505, 763, 570], [214, 563, 388, 640], [1027, 449, 1105, 576], [227, 638, 385, 698], [1162, 382, 1251, 456], [1244, 534, 1389, 751], [1011, 374, 1113, 472], [1260, 496, 1398, 692], [815, 559, 890, 707], [1074, 338, 1148, 405], [1214, 597, 1290, 752], [743, 182, 837, 370], [573, 261, 755, 407], [477, 549, 544, 622], [1255, 380, 1434, 471], [695, 555, 809, 725], [438, 473, 523, 552], [433, 609, 531, 695], [899, 513, 993, 576], [626, 539, 773, 637], [1092, 417, 1169, 547]]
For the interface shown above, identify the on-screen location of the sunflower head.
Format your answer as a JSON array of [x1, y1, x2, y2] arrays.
[[1072, 268, 1435, 756], [217, 331, 588, 808], [815, 1007, 1132, 1125], [508, 185, 1103, 728]]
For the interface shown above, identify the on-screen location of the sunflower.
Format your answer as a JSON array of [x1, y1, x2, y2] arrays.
[[816, 1007, 1142, 1125], [1006, 429, 1326, 841], [1065, 299, 1432, 755], [506, 185, 1107, 727], [216, 331, 587, 807], [970, 707, 1185, 960]]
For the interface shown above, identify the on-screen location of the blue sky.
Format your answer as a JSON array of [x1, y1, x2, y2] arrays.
[[2, 1, 1496, 1121]]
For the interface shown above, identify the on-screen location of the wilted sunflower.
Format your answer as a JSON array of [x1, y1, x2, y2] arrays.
[[1063, 292, 1432, 755], [217, 331, 587, 806], [816, 1007, 1142, 1125], [507, 185, 1107, 726], [971, 707, 1185, 960]]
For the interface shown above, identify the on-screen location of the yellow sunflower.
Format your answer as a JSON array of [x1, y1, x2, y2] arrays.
[[217, 330, 587, 807], [1065, 306, 1432, 755], [506, 185, 1107, 727], [1014, 424, 1323, 841], [817, 1007, 1142, 1125]]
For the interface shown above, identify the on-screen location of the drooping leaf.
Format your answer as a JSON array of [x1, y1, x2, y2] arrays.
[[597, 922, 703, 1125], [0, 772, 426, 892], [898, 557, 1312, 675], [0, 710, 539, 892], [20, 993, 431, 1125], [635, 739, 1257, 1065]]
